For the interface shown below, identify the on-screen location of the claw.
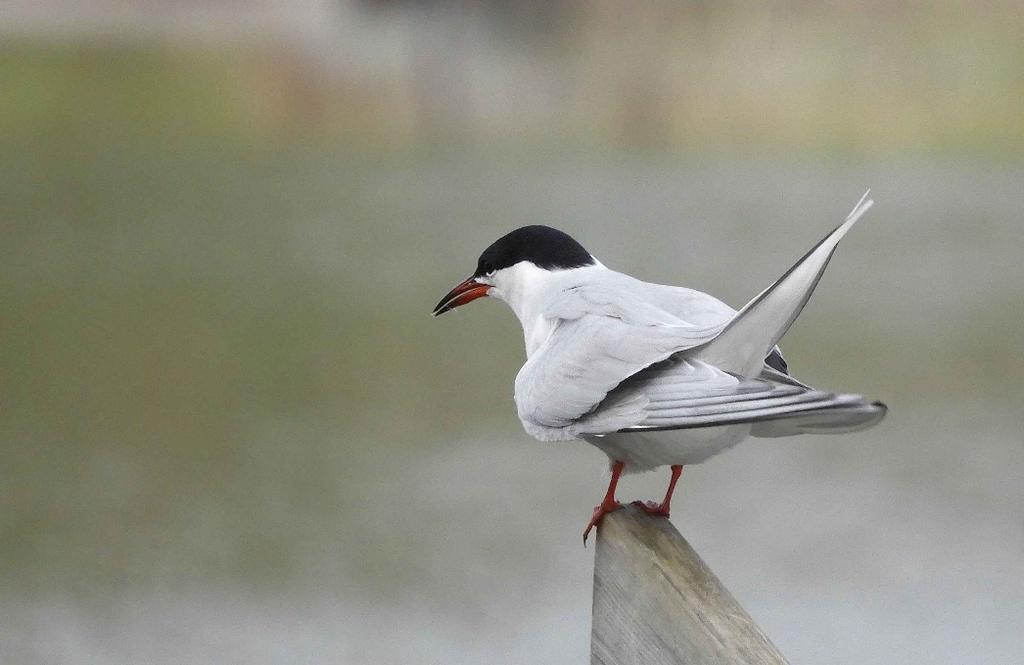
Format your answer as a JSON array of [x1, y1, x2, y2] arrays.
[[583, 499, 621, 545], [582, 460, 626, 546], [632, 499, 670, 517]]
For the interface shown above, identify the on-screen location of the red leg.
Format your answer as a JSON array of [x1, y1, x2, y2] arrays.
[[634, 465, 683, 517], [582, 460, 625, 545]]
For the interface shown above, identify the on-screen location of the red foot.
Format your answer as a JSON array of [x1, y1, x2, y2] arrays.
[[632, 499, 671, 517], [583, 499, 621, 545], [632, 465, 683, 519], [583, 460, 626, 546]]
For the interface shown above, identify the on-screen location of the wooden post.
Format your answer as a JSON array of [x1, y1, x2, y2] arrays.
[[591, 504, 789, 665]]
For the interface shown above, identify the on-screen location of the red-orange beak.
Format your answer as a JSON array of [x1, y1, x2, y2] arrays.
[[432, 277, 490, 316]]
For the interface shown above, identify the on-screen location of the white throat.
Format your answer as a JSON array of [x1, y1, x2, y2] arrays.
[[485, 260, 606, 357]]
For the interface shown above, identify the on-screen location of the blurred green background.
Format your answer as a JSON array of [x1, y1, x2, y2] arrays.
[[1, 2, 1022, 663]]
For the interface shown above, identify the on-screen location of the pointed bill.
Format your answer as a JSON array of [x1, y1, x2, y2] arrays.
[[433, 277, 490, 316]]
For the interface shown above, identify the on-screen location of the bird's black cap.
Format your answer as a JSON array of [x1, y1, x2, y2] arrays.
[[473, 225, 594, 277]]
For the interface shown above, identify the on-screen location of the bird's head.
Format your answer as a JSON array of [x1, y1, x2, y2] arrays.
[[432, 225, 596, 316]]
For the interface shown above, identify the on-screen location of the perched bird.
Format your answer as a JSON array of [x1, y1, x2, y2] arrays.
[[433, 193, 886, 543]]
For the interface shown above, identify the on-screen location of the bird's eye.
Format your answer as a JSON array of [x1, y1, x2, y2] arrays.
[[486, 270, 496, 278]]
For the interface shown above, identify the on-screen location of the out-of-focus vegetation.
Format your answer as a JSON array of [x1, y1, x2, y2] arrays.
[[0, 3, 1022, 663], [2, 2, 1022, 153]]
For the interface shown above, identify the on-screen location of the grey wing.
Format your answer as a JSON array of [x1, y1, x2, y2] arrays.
[[638, 279, 792, 376], [602, 356, 884, 434], [513, 279, 729, 441], [513, 272, 806, 442], [514, 314, 721, 441], [688, 193, 874, 378]]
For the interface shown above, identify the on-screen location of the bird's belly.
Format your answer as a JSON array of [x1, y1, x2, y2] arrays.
[[584, 425, 750, 473]]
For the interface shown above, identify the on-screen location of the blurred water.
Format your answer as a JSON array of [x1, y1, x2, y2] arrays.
[[1, 410, 1020, 664], [1, 142, 1021, 663]]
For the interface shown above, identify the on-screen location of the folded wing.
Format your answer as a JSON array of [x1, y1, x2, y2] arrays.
[[514, 194, 882, 441], [514, 302, 723, 440], [514, 271, 740, 439], [610, 357, 886, 434]]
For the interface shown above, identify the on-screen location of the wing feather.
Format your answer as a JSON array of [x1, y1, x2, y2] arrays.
[[599, 356, 882, 434], [514, 276, 731, 440], [688, 192, 874, 377], [512, 240, 883, 442]]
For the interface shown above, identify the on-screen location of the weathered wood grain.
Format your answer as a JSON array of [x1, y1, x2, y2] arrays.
[[591, 504, 789, 665]]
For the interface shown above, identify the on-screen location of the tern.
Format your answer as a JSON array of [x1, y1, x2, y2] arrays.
[[433, 193, 886, 543]]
